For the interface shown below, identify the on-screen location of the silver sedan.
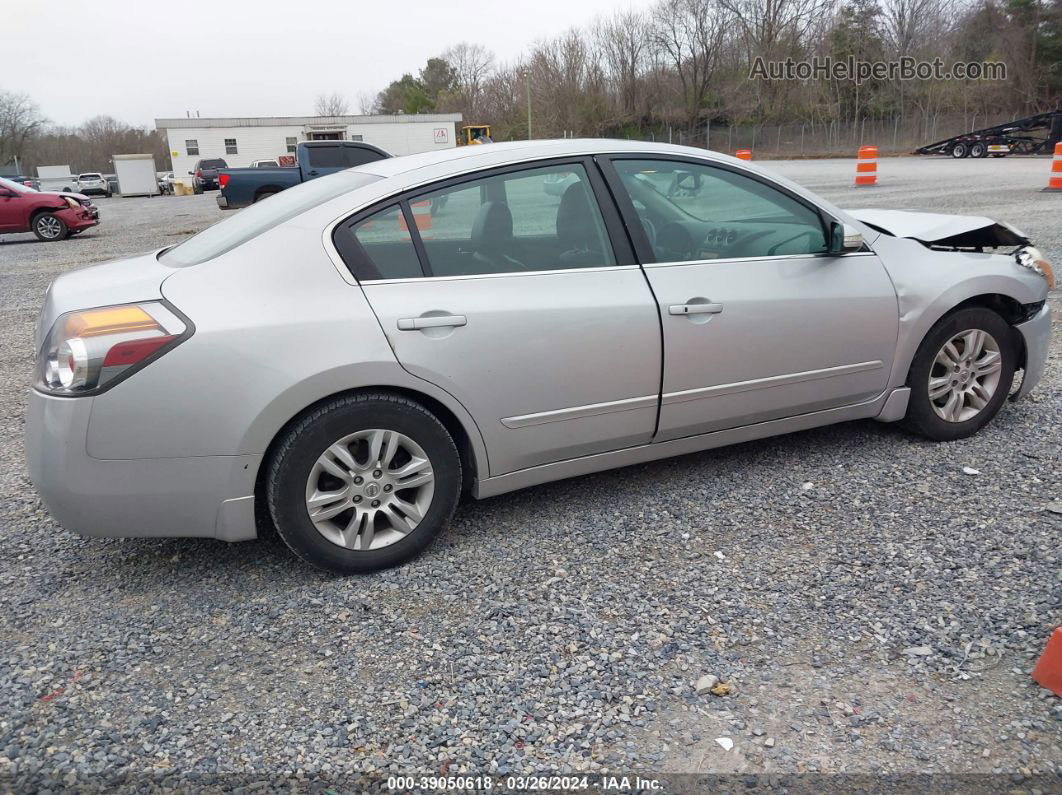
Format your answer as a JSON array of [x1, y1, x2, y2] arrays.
[[26, 141, 1054, 573]]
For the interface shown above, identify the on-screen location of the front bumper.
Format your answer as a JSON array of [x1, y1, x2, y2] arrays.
[[56, 206, 98, 231], [25, 391, 260, 542], [1013, 302, 1052, 400]]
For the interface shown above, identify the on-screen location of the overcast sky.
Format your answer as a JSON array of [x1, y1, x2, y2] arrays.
[[7, 0, 652, 128]]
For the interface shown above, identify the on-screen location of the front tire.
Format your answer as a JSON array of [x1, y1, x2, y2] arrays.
[[32, 213, 69, 241], [267, 393, 461, 574], [901, 307, 1016, 441]]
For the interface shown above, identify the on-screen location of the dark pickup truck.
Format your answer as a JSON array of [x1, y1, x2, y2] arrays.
[[216, 141, 389, 209]]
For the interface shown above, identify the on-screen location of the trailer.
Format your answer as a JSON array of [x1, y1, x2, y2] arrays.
[[916, 110, 1062, 159]]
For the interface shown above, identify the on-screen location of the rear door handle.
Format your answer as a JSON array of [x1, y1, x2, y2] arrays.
[[397, 315, 467, 331], [668, 303, 724, 316]]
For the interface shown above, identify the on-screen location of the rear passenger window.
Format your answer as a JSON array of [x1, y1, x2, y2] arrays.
[[340, 205, 424, 280], [307, 146, 345, 168]]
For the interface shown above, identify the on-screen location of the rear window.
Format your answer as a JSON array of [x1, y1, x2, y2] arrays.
[[160, 170, 382, 267], [199, 159, 227, 169], [79, 173, 102, 180], [305, 146, 345, 168]]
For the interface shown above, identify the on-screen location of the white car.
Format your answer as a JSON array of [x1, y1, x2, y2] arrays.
[[75, 173, 111, 197], [157, 172, 176, 194]]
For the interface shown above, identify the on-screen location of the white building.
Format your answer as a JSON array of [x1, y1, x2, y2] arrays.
[[155, 113, 463, 174]]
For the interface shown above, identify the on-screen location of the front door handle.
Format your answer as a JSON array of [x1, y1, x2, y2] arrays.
[[397, 314, 467, 331], [668, 303, 724, 316]]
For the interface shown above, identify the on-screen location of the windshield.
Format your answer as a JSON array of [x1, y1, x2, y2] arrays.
[[0, 176, 34, 193], [161, 169, 382, 267]]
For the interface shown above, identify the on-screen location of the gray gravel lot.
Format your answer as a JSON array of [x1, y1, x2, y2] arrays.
[[0, 157, 1059, 790]]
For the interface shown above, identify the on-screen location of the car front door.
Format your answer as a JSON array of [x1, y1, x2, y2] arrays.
[[0, 187, 23, 232], [333, 159, 662, 475], [603, 156, 899, 442]]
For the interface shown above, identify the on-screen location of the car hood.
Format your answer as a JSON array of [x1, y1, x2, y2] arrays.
[[35, 249, 174, 350], [38, 191, 92, 202], [847, 209, 1030, 248]]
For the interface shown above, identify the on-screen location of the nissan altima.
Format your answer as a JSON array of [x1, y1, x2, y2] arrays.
[[26, 141, 1054, 573]]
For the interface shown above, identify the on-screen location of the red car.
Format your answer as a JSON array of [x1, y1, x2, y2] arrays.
[[0, 177, 99, 241]]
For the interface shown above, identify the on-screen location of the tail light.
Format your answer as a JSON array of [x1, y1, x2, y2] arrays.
[[196, 169, 203, 178], [35, 302, 191, 396], [219, 173, 229, 189]]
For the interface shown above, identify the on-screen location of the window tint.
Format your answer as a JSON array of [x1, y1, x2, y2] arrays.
[[199, 159, 226, 169], [612, 159, 827, 263], [342, 205, 424, 280], [306, 146, 345, 168], [346, 147, 382, 167], [411, 163, 616, 278]]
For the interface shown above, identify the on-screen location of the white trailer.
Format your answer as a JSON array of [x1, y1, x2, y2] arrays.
[[112, 154, 159, 197], [36, 165, 77, 193]]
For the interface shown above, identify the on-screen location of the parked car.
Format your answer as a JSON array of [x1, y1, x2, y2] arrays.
[[76, 173, 112, 197], [157, 172, 176, 194], [249, 159, 279, 168], [1, 174, 40, 190], [0, 176, 98, 241], [216, 141, 388, 209], [25, 141, 1053, 574], [189, 158, 228, 193]]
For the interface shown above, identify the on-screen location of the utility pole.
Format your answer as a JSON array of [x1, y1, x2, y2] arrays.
[[526, 71, 532, 140]]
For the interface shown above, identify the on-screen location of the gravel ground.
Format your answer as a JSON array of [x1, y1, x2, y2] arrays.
[[0, 158, 1059, 791]]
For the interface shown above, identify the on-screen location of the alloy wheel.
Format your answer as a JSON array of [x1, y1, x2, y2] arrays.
[[36, 216, 62, 239], [928, 328, 1002, 422], [304, 429, 435, 551]]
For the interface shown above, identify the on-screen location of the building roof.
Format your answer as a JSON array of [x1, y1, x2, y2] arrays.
[[155, 114, 462, 130]]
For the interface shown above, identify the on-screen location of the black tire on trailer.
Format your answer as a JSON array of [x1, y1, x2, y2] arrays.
[[951, 142, 969, 158], [970, 142, 987, 158]]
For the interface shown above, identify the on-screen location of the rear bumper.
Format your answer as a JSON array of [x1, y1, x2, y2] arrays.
[[1013, 302, 1052, 400], [216, 194, 229, 209], [25, 391, 259, 542]]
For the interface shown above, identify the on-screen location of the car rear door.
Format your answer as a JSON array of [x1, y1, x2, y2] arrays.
[[333, 158, 662, 476], [0, 188, 25, 232], [601, 156, 898, 441]]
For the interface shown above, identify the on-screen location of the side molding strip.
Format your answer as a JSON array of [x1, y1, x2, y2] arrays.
[[501, 394, 659, 429], [662, 361, 884, 406]]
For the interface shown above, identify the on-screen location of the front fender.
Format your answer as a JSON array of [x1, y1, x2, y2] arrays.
[[872, 235, 1049, 388]]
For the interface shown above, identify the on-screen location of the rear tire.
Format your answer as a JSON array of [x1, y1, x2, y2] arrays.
[[267, 393, 461, 574], [950, 143, 969, 158], [970, 142, 987, 158], [254, 190, 279, 203], [901, 307, 1016, 441], [32, 213, 69, 241]]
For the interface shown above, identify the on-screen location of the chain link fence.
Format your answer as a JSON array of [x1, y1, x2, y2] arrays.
[[598, 112, 1028, 158]]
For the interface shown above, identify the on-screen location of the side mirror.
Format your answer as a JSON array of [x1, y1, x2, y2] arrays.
[[674, 171, 702, 191], [830, 221, 864, 254], [187, 171, 193, 175]]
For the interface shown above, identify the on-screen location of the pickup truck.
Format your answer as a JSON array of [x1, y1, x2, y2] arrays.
[[216, 141, 389, 209]]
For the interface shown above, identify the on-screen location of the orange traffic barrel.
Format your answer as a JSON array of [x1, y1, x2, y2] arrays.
[[1044, 142, 1062, 192], [1032, 627, 1062, 696], [735, 149, 752, 161], [855, 146, 878, 186]]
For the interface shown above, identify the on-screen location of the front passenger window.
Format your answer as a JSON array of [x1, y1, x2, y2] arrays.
[[613, 159, 828, 263]]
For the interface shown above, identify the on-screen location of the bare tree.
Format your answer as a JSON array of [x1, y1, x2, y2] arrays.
[[313, 92, 350, 117], [0, 91, 44, 170], [653, 0, 726, 125]]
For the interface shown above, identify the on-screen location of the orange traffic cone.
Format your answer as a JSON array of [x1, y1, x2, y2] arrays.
[[855, 146, 878, 186], [1032, 627, 1062, 696], [735, 149, 752, 161], [1043, 142, 1062, 192]]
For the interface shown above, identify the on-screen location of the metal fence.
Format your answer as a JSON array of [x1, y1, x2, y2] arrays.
[[603, 112, 1030, 158]]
